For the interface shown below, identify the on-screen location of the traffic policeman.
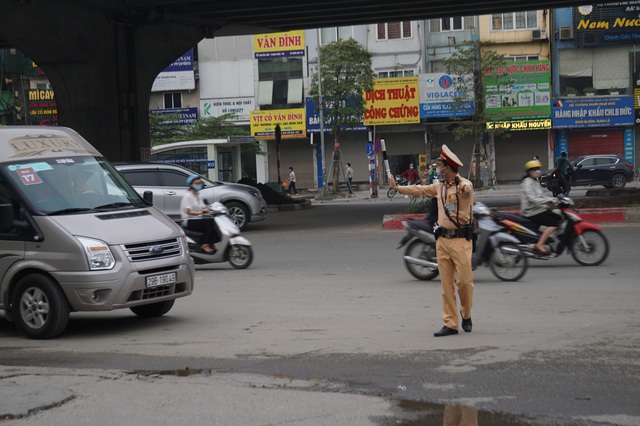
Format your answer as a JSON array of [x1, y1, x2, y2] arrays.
[[388, 145, 474, 337]]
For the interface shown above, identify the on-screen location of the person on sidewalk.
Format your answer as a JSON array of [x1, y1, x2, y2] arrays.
[[288, 166, 298, 195], [388, 145, 474, 337], [521, 159, 560, 255], [346, 162, 354, 194]]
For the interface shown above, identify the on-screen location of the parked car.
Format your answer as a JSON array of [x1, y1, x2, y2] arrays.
[[540, 154, 633, 191], [114, 162, 267, 230]]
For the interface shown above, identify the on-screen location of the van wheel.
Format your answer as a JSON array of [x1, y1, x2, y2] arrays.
[[12, 274, 70, 339], [130, 300, 174, 317], [225, 202, 249, 231]]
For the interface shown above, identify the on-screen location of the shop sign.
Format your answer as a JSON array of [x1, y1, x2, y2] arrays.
[[150, 107, 198, 125], [250, 108, 306, 139], [419, 73, 474, 119], [201, 97, 254, 121], [254, 30, 305, 59], [551, 96, 634, 128], [363, 77, 420, 125], [151, 49, 195, 92], [305, 98, 366, 133], [27, 89, 57, 126], [573, 3, 640, 47], [484, 60, 551, 121], [486, 118, 551, 131]]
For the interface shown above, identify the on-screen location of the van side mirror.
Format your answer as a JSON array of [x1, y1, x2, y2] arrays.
[[143, 191, 153, 205]]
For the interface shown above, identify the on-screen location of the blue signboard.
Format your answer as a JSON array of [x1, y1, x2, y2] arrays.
[[551, 96, 634, 129], [305, 98, 367, 133], [150, 107, 198, 125]]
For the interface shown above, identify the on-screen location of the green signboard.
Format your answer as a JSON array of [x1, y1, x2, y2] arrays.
[[484, 60, 551, 121]]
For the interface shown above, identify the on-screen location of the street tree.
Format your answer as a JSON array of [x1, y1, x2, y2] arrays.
[[309, 38, 375, 193], [444, 41, 511, 187]]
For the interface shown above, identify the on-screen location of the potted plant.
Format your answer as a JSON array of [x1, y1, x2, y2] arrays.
[[565, 86, 578, 97], [609, 87, 621, 95], [583, 87, 597, 96]]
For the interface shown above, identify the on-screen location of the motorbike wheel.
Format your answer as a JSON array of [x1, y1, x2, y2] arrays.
[[489, 243, 528, 282], [570, 230, 609, 266], [404, 240, 439, 281], [387, 188, 397, 198], [228, 245, 253, 269]]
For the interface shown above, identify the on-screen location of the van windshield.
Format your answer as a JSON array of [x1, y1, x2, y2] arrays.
[[4, 156, 148, 215]]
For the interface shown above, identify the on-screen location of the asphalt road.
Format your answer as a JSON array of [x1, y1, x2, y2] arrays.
[[1, 192, 639, 425]]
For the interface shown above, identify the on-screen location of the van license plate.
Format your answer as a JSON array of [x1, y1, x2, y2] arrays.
[[146, 272, 176, 288]]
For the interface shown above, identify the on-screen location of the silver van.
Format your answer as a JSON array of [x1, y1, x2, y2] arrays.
[[0, 127, 194, 339]]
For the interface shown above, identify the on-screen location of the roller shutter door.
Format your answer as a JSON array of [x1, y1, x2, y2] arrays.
[[568, 130, 624, 157]]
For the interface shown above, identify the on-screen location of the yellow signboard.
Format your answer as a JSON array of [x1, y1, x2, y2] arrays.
[[363, 77, 420, 125], [250, 109, 306, 139], [254, 30, 305, 59]]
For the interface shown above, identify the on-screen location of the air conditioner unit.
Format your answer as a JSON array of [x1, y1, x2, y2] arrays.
[[531, 29, 547, 40], [559, 26, 574, 40]]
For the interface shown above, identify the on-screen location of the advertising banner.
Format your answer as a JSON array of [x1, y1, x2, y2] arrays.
[[150, 107, 198, 125], [151, 49, 195, 92], [573, 3, 640, 47], [27, 89, 57, 125], [250, 108, 306, 139], [254, 30, 305, 59], [551, 96, 634, 128], [305, 98, 367, 133], [418, 73, 474, 119], [484, 60, 551, 121], [363, 77, 420, 125], [200, 98, 255, 122]]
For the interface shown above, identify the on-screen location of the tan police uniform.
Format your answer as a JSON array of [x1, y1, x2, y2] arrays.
[[390, 145, 474, 332]]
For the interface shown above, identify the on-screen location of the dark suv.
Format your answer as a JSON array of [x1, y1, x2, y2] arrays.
[[541, 154, 634, 191], [114, 162, 267, 231]]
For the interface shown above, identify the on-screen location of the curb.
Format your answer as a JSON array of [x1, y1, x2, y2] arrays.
[[382, 207, 639, 229], [267, 199, 312, 212]]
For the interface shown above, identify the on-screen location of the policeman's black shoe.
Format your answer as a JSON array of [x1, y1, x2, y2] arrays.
[[461, 313, 472, 333], [434, 326, 458, 337]]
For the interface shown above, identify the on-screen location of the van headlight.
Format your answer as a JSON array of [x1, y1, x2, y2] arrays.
[[76, 236, 115, 270], [179, 229, 190, 253]]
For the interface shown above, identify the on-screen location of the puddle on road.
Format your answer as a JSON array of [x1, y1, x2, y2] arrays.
[[390, 399, 565, 426]]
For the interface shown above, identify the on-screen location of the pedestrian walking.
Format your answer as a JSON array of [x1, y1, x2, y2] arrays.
[[288, 166, 298, 195], [388, 145, 475, 337], [346, 162, 354, 194]]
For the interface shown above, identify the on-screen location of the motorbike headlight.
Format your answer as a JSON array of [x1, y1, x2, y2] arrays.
[[76, 236, 115, 270]]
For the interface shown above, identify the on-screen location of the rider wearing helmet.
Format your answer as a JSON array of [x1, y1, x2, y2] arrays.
[[520, 160, 560, 255], [180, 174, 220, 254]]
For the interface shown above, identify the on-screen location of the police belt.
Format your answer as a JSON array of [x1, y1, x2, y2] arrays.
[[436, 227, 467, 239]]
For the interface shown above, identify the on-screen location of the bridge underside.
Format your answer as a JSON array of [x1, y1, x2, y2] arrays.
[[0, 0, 583, 160]]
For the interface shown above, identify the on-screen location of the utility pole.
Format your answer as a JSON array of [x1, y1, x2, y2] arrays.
[[316, 28, 327, 196]]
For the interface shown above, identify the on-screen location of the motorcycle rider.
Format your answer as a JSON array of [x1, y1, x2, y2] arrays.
[[389, 145, 474, 337], [180, 174, 221, 254], [399, 163, 421, 185], [521, 160, 561, 255], [554, 151, 573, 194]]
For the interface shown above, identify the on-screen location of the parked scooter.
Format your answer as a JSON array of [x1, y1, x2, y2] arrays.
[[491, 195, 609, 266], [387, 176, 421, 198], [399, 201, 528, 281], [182, 201, 253, 268]]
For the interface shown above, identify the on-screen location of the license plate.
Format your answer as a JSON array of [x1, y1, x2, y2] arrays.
[[146, 272, 176, 288]]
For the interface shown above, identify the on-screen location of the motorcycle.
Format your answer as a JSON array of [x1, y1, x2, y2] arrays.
[[398, 201, 528, 282], [491, 195, 609, 266], [548, 169, 572, 196], [387, 176, 421, 198], [182, 201, 254, 268]]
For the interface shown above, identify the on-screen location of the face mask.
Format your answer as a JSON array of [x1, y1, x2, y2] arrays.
[[193, 184, 203, 191], [436, 167, 445, 178], [409, 166, 414, 170], [531, 170, 542, 179]]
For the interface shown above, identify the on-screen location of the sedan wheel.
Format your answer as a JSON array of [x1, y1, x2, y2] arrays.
[[225, 201, 249, 231]]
